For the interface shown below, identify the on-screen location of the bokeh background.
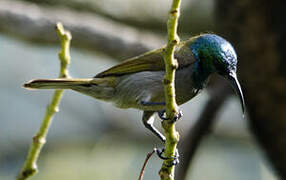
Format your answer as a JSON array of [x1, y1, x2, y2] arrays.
[[0, 0, 284, 179]]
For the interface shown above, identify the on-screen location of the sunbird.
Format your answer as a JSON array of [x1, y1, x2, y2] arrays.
[[24, 33, 245, 143]]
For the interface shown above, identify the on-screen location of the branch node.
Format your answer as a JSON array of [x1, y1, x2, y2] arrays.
[[163, 78, 171, 85], [33, 135, 46, 145], [171, 61, 178, 70], [21, 168, 37, 178], [170, 10, 178, 14], [171, 39, 178, 44]]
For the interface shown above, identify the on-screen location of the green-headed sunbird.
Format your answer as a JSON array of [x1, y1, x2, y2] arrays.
[[24, 33, 245, 142]]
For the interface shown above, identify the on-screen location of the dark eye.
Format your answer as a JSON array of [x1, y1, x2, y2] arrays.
[[214, 59, 228, 74]]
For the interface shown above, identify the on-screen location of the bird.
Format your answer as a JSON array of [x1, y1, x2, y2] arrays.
[[24, 33, 245, 143]]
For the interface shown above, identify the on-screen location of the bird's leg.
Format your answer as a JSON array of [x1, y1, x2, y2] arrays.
[[157, 109, 183, 122], [142, 111, 180, 166], [142, 111, 166, 143]]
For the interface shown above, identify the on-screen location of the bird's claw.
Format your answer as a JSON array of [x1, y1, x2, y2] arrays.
[[155, 148, 180, 167], [158, 110, 168, 120], [176, 110, 183, 120], [158, 109, 183, 123]]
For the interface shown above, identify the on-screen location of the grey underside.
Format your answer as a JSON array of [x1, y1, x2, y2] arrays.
[[112, 67, 199, 111]]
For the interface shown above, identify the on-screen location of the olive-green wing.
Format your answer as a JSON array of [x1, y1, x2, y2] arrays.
[[95, 48, 165, 78], [95, 39, 197, 78]]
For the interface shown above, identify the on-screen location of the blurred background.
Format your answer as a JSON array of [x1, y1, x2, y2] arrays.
[[0, 0, 285, 179]]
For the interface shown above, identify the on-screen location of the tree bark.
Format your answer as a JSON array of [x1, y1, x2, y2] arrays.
[[215, 0, 286, 178], [0, 0, 163, 60]]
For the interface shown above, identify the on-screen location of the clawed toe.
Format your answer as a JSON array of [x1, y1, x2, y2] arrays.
[[175, 110, 183, 121], [157, 109, 183, 122], [155, 148, 180, 167], [158, 110, 168, 120]]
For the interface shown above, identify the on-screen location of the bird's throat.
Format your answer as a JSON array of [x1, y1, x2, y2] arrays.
[[191, 61, 213, 90]]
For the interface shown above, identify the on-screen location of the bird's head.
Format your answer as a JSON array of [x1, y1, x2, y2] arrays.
[[190, 33, 245, 115]]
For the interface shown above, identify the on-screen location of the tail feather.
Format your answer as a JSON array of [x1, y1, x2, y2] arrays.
[[23, 78, 95, 90]]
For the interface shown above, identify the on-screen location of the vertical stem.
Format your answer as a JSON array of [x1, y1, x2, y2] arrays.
[[17, 22, 72, 180], [160, 0, 182, 180]]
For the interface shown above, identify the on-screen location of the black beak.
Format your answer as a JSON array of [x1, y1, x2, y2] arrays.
[[227, 71, 246, 117]]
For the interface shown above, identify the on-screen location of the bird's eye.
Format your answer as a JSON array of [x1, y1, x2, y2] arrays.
[[213, 59, 227, 74]]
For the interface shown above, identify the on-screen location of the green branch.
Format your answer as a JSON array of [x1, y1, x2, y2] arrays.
[[159, 0, 182, 180], [17, 23, 72, 180]]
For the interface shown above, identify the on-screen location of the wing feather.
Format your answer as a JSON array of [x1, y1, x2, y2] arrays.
[[95, 39, 197, 78]]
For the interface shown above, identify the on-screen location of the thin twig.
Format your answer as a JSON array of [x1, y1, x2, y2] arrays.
[[139, 149, 156, 180], [17, 23, 71, 180], [159, 0, 182, 180]]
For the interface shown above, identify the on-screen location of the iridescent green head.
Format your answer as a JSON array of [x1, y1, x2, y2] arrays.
[[190, 34, 245, 115]]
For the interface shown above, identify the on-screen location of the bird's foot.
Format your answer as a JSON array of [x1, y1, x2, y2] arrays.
[[157, 109, 183, 122], [155, 148, 179, 167]]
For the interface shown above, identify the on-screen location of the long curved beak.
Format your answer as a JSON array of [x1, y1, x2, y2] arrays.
[[227, 71, 246, 117]]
